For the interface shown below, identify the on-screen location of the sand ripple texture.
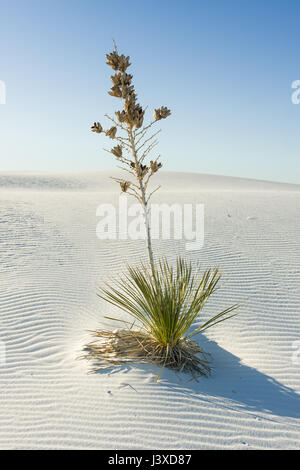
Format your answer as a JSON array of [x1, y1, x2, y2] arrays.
[[0, 171, 300, 449]]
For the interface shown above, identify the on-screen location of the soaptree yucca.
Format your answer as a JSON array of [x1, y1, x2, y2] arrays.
[[85, 44, 238, 380]]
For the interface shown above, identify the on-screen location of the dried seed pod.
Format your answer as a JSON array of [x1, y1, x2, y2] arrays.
[[130, 162, 148, 178], [122, 84, 135, 99], [160, 106, 171, 119], [153, 109, 160, 121], [154, 106, 171, 121], [91, 122, 103, 133], [106, 51, 131, 72], [111, 72, 122, 86], [115, 110, 126, 123], [123, 73, 133, 85], [111, 72, 132, 87], [124, 94, 144, 128], [118, 54, 131, 72], [105, 126, 117, 139], [120, 181, 131, 192], [134, 105, 145, 128], [111, 145, 122, 158], [140, 164, 149, 178], [106, 51, 120, 70], [150, 160, 162, 173], [108, 85, 122, 98], [124, 93, 137, 112]]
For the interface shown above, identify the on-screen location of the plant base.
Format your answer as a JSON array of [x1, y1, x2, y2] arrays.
[[84, 329, 211, 380]]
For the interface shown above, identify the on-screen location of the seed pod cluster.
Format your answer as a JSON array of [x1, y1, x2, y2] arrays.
[[91, 122, 103, 133], [106, 49, 145, 129], [105, 126, 117, 139], [124, 95, 144, 129], [154, 106, 171, 121], [108, 85, 123, 98], [115, 110, 126, 123], [131, 162, 149, 178], [91, 45, 171, 205], [109, 72, 134, 98], [111, 72, 133, 87], [106, 51, 131, 72], [120, 181, 131, 192], [111, 145, 122, 158], [150, 160, 162, 174]]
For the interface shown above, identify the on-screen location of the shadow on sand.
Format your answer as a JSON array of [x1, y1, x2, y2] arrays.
[[93, 335, 300, 421], [170, 336, 300, 421]]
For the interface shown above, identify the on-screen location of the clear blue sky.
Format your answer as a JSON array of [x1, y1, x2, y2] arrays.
[[0, 0, 300, 183]]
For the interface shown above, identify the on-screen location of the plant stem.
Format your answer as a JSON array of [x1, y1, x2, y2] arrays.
[[128, 128, 155, 273]]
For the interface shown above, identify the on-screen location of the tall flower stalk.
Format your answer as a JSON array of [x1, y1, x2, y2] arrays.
[[91, 44, 171, 271], [86, 45, 239, 381]]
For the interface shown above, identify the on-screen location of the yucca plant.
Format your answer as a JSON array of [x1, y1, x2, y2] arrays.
[[84, 258, 238, 379], [85, 43, 239, 380]]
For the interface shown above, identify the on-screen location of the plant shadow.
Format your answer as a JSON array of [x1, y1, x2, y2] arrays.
[[165, 336, 300, 421], [92, 335, 300, 421]]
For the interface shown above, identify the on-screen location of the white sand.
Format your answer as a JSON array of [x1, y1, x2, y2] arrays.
[[0, 170, 300, 449]]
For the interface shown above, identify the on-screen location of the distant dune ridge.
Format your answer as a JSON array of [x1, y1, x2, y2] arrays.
[[0, 171, 300, 449], [0, 170, 300, 192]]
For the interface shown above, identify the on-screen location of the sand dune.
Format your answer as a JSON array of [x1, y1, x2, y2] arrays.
[[1, 170, 300, 192], [0, 171, 300, 449]]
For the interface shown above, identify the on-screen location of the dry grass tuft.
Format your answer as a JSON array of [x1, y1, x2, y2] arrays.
[[84, 329, 211, 380]]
